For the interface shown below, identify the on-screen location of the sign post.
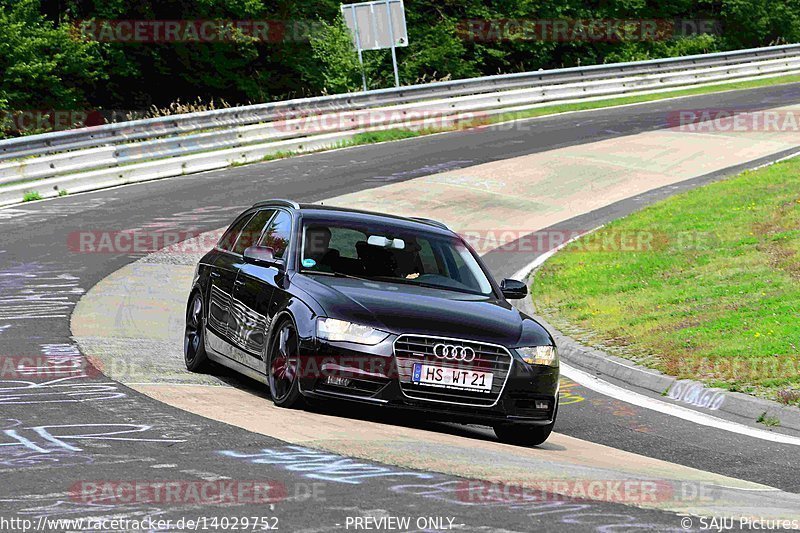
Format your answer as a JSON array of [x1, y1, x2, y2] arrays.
[[341, 0, 408, 89]]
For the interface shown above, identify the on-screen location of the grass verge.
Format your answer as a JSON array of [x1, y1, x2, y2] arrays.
[[532, 156, 800, 405]]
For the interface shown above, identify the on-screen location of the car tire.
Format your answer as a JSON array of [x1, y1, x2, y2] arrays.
[[267, 319, 304, 408], [184, 292, 211, 373], [493, 401, 558, 446]]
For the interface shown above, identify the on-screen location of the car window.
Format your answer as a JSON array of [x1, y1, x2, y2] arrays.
[[329, 227, 367, 259], [299, 219, 493, 296], [232, 209, 275, 255], [446, 241, 482, 287], [259, 210, 292, 258], [418, 239, 441, 274], [218, 212, 255, 252]]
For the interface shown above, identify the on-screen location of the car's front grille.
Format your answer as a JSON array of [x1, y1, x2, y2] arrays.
[[394, 335, 513, 407]]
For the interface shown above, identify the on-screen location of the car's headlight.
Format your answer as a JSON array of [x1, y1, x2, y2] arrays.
[[316, 318, 389, 345], [516, 345, 558, 367]]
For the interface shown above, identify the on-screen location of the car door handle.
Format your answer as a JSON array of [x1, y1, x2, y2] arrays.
[[210, 271, 221, 278], [234, 279, 245, 286]]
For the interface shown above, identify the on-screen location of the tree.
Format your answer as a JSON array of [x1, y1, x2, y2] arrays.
[[305, 16, 369, 93], [0, 0, 106, 115]]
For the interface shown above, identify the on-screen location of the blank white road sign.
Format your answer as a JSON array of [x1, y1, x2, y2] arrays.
[[341, 0, 408, 51]]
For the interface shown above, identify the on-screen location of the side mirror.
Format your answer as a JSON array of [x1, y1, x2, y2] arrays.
[[500, 278, 528, 300], [243, 246, 283, 269]]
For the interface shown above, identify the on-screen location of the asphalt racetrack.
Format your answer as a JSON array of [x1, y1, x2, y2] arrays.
[[2, 84, 800, 532]]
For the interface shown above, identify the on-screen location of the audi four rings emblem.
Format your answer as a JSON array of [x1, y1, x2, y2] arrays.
[[433, 343, 476, 362]]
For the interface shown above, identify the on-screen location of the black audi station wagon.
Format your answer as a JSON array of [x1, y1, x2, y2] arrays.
[[185, 199, 560, 445]]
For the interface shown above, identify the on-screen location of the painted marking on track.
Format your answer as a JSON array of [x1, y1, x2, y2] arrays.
[[562, 363, 800, 447]]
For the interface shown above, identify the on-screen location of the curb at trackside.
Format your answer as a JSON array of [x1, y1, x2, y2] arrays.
[[514, 289, 800, 435]]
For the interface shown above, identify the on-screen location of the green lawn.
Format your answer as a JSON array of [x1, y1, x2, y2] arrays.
[[532, 157, 800, 405]]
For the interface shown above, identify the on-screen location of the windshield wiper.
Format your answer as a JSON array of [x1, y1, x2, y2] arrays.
[[370, 276, 483, 296]]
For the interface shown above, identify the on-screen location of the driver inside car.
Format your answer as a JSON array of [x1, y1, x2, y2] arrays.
[[303, 225, 336, 272]]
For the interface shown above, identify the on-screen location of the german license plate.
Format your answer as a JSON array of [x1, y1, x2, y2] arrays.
[[412, 363, 493, 392]]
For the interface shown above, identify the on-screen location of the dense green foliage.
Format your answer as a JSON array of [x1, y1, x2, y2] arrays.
[[1, 0, 799, 129], [0, 0, 106, 116]]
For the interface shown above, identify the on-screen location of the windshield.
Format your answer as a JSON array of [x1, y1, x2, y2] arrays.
[[300, 219, 494, 296]]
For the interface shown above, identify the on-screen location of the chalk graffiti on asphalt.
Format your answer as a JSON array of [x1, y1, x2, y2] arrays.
[[588, 398, 652, 433], [0, 342, 123, 404], [365, 161, 473, 183], [219, 446, 435, 485], [0, 422, 184, 468], [0, 423, 185, 454], [558, 378, 585, 405], [0, 198, 115, 224], [8, 344, 90, 378], [0, 263, 84, 321], [0, 376, 125, 404], [667, 381, 725, 410], [390, 479, 681, 532], [0, 494, 168, 523], [119, 205, 247, 257]]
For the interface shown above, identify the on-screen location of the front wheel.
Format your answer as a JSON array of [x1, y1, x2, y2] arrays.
[[184, 292, 211, 373], [267, 320, 304, 408]]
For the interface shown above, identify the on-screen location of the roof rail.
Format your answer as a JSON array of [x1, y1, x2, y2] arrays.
[[408, 217, 452, 231], [252, 199, 300, 210]]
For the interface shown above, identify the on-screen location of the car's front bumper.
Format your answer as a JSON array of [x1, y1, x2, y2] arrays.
[[296, 336, 559, 426]]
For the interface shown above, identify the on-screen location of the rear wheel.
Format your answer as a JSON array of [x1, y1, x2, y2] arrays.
[[184, 292, 211, 372], [267, 319, 303, 408]]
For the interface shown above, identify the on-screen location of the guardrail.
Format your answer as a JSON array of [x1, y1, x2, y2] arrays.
[[1, 43, 800, 206]]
